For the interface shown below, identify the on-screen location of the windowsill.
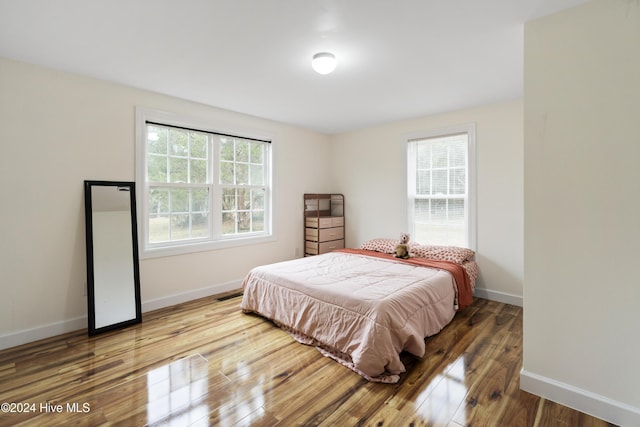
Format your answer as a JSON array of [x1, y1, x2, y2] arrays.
[[139, 234, 276, 259]]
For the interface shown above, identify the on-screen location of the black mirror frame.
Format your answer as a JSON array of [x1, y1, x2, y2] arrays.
[[84, 180, 142, 336]]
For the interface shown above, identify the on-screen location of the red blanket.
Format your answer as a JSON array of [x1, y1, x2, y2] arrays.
[[336, 248, 473, 310]]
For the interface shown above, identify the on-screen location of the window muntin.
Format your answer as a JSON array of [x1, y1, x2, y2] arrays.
[[146, 125, 212, 244], [218, 136, 266, 235], [407, 126, 476, 249], [137, 110, 272, 257]]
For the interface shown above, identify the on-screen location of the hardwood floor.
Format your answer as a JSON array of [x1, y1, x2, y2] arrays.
[[0, 295, 615, 427]]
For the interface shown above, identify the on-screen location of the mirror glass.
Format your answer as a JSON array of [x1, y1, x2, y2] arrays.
[[85, 181, 142, 335]]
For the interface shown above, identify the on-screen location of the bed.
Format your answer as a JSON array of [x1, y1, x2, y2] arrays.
[[240, 239, 478, 383]]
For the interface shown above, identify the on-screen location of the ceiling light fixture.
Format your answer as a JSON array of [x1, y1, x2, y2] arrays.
[[312, 52, 336, 75]]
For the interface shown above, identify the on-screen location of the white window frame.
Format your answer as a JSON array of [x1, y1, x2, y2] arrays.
[[404, 123, 477, 250], [136, 107, 275, 259]]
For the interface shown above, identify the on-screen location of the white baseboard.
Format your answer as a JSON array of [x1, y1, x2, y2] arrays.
[[0, 279, 243, 351], [0, 316, 88, 351], [520, 369, 640, 426], [141, 279, 242, 312], [2, 282, 506, 351], [473, 287, 523, 307]]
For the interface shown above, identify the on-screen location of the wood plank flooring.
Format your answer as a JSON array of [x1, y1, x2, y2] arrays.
[[0, 294, 615, 426]]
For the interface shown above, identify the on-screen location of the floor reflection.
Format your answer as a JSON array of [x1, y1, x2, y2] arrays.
[[146, 354, 209, 426], [216, 358, 267, 426], [217, 381, 266, 426], [414, 355, 468, 423]]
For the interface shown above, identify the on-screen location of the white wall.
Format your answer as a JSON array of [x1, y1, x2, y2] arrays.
[[0, 57, 332, 349], [330, 99, 524, 305], [0, 56, 526, 348], [521, 1, 640, 424]]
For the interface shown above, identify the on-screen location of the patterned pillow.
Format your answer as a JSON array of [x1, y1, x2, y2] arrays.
[[360, 238, 417, 254], [411, 245, 475, 264], [462, 261, 479, 290]]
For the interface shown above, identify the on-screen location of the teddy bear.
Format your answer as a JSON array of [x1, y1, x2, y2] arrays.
[[393, 233, 412, 259]]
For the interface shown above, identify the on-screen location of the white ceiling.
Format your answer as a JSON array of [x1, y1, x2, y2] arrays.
[[0, 0, 589, 134]]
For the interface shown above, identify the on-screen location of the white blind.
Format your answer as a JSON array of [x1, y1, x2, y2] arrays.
[[408, 133, 469, 247]]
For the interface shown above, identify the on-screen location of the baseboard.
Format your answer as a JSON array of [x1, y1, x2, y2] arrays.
[[0, 279, 243, 351], [473, 287, 523, 307], [141, 279, 242, 312], [520, 369, 640, 426], [0, 316, 88, 351], [3, 283, 510, 351]]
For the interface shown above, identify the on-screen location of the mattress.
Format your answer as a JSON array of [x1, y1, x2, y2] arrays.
[[241, 250, 470, 383]]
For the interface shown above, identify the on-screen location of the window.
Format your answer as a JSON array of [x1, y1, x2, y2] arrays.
[[136, 108, 273, 257], [406, 124, 476, 249]]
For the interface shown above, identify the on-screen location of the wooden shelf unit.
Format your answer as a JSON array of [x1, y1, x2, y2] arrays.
[[304, 194, 344, 256]]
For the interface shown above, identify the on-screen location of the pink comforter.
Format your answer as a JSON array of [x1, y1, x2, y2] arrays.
[[240, 250, 460, 383]]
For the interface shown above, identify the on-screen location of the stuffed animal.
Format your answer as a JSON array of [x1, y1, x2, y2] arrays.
[[393, 233, 412, 259]]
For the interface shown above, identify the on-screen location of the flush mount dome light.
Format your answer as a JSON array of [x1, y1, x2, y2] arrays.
[[312, 52, 336, 74]]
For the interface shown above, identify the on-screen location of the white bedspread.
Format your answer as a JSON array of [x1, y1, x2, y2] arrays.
[[240, 251, 457, 383]]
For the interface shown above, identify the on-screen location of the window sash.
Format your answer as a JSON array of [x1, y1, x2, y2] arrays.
[[136, 108, 273, 258], [146, 183, 212, 246], [406, 125, 476, 249]]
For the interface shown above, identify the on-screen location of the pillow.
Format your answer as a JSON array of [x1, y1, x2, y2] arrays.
[[411, 245, 475, 264], [360, 238, 418, 254]]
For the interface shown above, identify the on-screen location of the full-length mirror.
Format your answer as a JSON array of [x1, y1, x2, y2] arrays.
[[84, 180, 142, 335]]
